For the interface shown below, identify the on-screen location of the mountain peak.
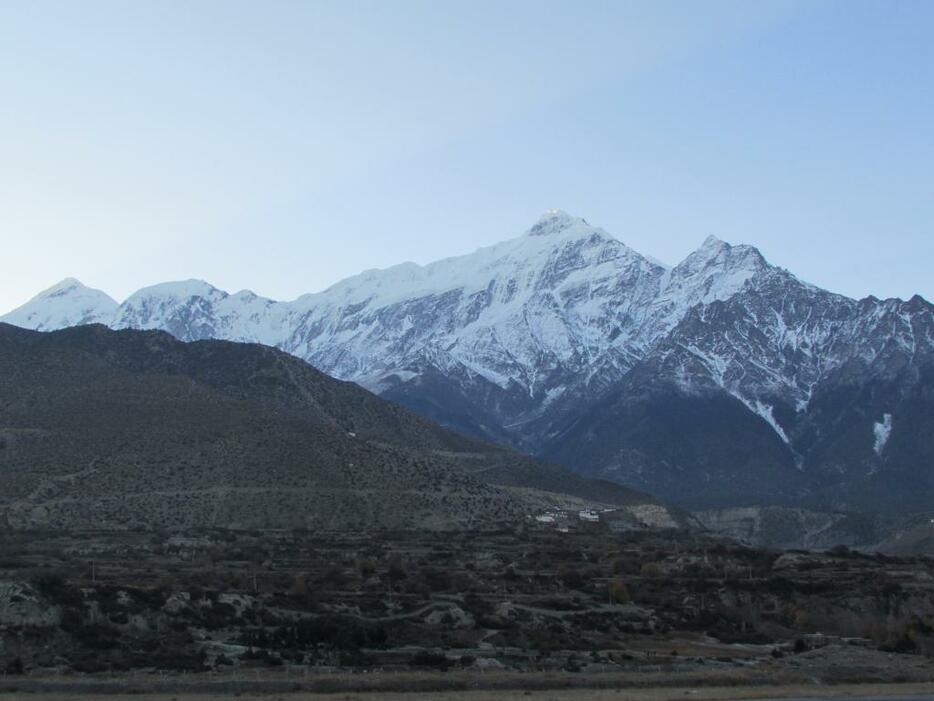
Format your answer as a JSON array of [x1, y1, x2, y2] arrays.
[[41, 277, 89, 297], [700, 234, 728, 250], [1, 278, 118, 331], [526, 209, 585, 237], [687, 235, 767, 268], [29, 277, 117, 306], [127, 279, 222, 300]]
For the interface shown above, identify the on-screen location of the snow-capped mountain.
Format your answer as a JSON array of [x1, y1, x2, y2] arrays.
[[545, 261, 934, 510], [4, 210, 933, 512], [3, 278, 118, 331]]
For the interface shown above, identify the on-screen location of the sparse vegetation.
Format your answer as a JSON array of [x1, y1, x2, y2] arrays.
[[2, 526, 934, 683]]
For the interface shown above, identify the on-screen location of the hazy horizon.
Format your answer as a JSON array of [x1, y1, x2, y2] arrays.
[[2, 0, 932, 314]]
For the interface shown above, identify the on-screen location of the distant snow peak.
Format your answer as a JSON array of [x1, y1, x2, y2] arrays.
[[1, 277, 118, 332], [134, 279, 220, 299], [690, 236, 765, 268], [873, 413, 893, 456], [45, 277, 86, 295], [700, 234, 728, 251], [527, 209, 580, 236]]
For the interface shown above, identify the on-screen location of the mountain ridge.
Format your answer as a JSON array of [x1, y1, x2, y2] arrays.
[[4, 211, 932, 512]]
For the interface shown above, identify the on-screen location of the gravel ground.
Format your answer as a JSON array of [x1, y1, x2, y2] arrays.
[[1, 646, 932, 699], [1, 682, 934, 701]]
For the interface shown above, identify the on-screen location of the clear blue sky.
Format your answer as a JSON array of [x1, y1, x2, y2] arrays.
[[1, 0, 932, 313]]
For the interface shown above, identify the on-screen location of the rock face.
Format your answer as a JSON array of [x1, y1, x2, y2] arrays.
[[0, 581, 60, 628], [4, 210, 933, 513]]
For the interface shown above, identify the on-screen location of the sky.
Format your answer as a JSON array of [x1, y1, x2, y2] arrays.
[[1, 0, 932, 314]]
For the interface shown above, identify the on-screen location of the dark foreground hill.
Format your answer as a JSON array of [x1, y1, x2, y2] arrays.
[[0, 323, 664, 531]]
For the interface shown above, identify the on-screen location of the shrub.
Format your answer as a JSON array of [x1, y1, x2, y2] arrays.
[[608, 578, 631, 604], [69, 623, 120, 650], [410, 651, 450, 670], [387, 558, 407, 580], [558, 566, 585, 589], [288, 574, 308, 596], [354, 559, 376, 578], [317, 566, 348, 587], [32, 572, 83, 607], [420, 567, 452, 591]]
